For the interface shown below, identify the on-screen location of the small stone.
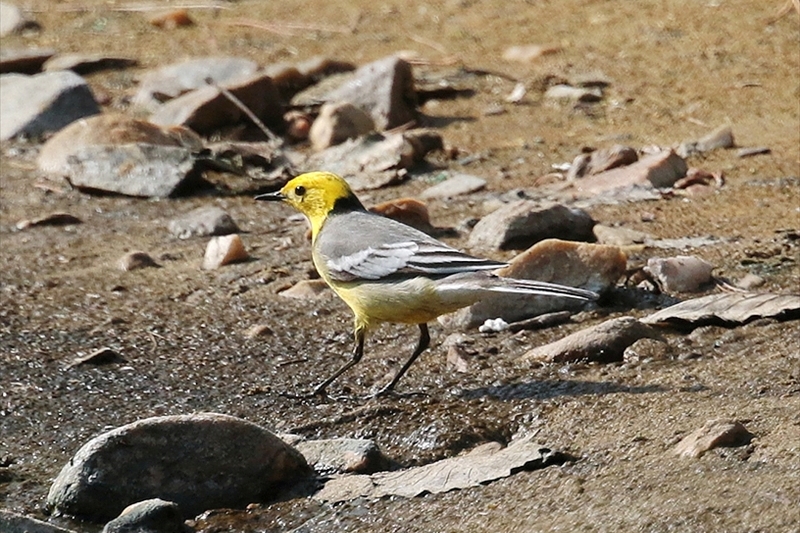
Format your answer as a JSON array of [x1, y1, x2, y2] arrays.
[[623, 337, 673, 363], [369, 197, 433, 234], [16, 212, 81, 230], [736, 273, 765, 290], [736, 146, 771, 158], [147, 9, 194, 29], [309, 101, 375, 151], [520, 317, 662, 363], [102, 499, 185, 533], [502, 44, 560, 63], [677, 124, 735, 157], [118, 252, 159, 271], [420, 173, 487, 200], [444, 335, 473, 373], [644, 255, 715, 293], [244, 324, 274, 338], [202, 234, 248, 270], [68, 347, 125, 369], [545, 84, 602, 102], [673, 419, 754, 458], [0, 70, 100, 140], [567, 145, 638, 179], [467, 200, 595, 251], [593, 224, 650, 246], [285, 110, 311, 141], [295, 438, 390, 475], [279, 279, 329, 299], [168, 206, 240, 239]]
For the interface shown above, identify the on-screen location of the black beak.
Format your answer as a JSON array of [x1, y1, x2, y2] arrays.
[[254, 191, 286, 202]]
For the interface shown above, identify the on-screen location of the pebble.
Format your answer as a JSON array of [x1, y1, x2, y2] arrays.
[[677, 124, 734, 158], [566, 145, 638, 179], [420, 173, 487, 200], [46, 413, 312, 520], [202, 235, 249, 270], [673, 419, 754, 458], [592, 224, 650, 246], [520, 317, 662, 363], [735, 273, 765, 290], [118, 251, 159, 271], [102, 499, 186, 533], [279, 279, 329, 299], [244, 324, 273, 338], [133, 57, 258, 110], [736, 146, 771, 158], [149, 73, 284, 135], [147, 9, 194, 29], [644, 255, 715, 293], [294, 438, 390, 475], [168, 206, 239, 240], [0, 70, 100, 141], [322, 55, 417, 130], [623, 337, 673, 363], [67, 347, 126, 369], [309, 101, 375, 151], [467, 200, 595, 251]]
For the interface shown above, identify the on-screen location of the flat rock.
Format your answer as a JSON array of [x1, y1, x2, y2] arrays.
[[64, 143, 205, 198], [572, 149, 687, 196], [102, 499, 186, 533], [295, 438, 390, 475], [314, 434, 565, 503], [202, 234, 249, 270], [322, 55, 417, 130], [133, 56, 259, 110], [168, 206, 240, 239], [467, 200, 595, 251], [149, 73, 284, 135], [443, 240, 625, 329], [644, 255, 715, 293], [502, 44, 560, 63], [43, 53, 138, 74], [38, 113, 204, 175], [673, 419, 754, 458], [46, 413, 312, 520], [309, 101, 375, 150], [677, 124, 734, 158], [0, 70, 100, 140], [0, 47, 53, 74], [279, 279, 330, 299], [641, 292, 800, 326], [0, 2, 38, 37], [421, 173, 487, 199], [593, 224, 650, 246], [0, 510, 76, 533], [520, 317, 662, 363]]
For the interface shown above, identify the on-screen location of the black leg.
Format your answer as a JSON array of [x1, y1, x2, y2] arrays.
[[311, 326, 366, 396], [375, 323, 430, 396]]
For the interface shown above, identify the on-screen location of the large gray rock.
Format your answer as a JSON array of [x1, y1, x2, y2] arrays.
[[46, 413, 312, 521], [133, 57, 258, 109], [149, 73, 284, 135], [0, 70, 99, 140], [63, 144, 205, 198], [467, 200, 595, 251], [322, 56, 417, 130]]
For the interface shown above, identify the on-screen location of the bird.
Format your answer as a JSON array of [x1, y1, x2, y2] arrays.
[[256, 171, 597, 397]]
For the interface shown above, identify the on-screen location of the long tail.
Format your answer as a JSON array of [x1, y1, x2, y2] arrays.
[[436, 272, 599, 301]]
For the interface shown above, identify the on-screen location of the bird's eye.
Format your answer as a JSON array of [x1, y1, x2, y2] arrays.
[[294, 185, 306, 196]]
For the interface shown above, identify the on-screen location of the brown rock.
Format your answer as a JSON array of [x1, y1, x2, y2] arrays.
[[202, 234, 249, 270], [370, 197, 433, 234], [520, 317, 662, 363], [309, 101, 375, 151], [279, 279, 330, 299], [573, 149, 687, 195], [118, 251, 159, 271], [147, 9, 194, 29], [673, 420, 754, 458], [567, 145, 638, 179]]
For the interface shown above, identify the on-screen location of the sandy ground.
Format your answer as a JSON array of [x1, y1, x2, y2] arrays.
[[1, 1, 799, 532]]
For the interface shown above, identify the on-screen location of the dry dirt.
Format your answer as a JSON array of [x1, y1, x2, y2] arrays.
[[1, 1, 800, 532]]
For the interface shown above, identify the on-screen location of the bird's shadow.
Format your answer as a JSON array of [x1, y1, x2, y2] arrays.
[[459, 379, 666, 401]]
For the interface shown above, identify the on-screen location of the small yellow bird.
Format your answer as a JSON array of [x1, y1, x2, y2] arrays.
[[256, 171, 597, 396]]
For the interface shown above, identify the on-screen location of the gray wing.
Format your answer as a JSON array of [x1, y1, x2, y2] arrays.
[[316, 211, 505, 282]]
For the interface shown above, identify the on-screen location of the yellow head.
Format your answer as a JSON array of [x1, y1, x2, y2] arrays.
[[255, 172, 365, 237]]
